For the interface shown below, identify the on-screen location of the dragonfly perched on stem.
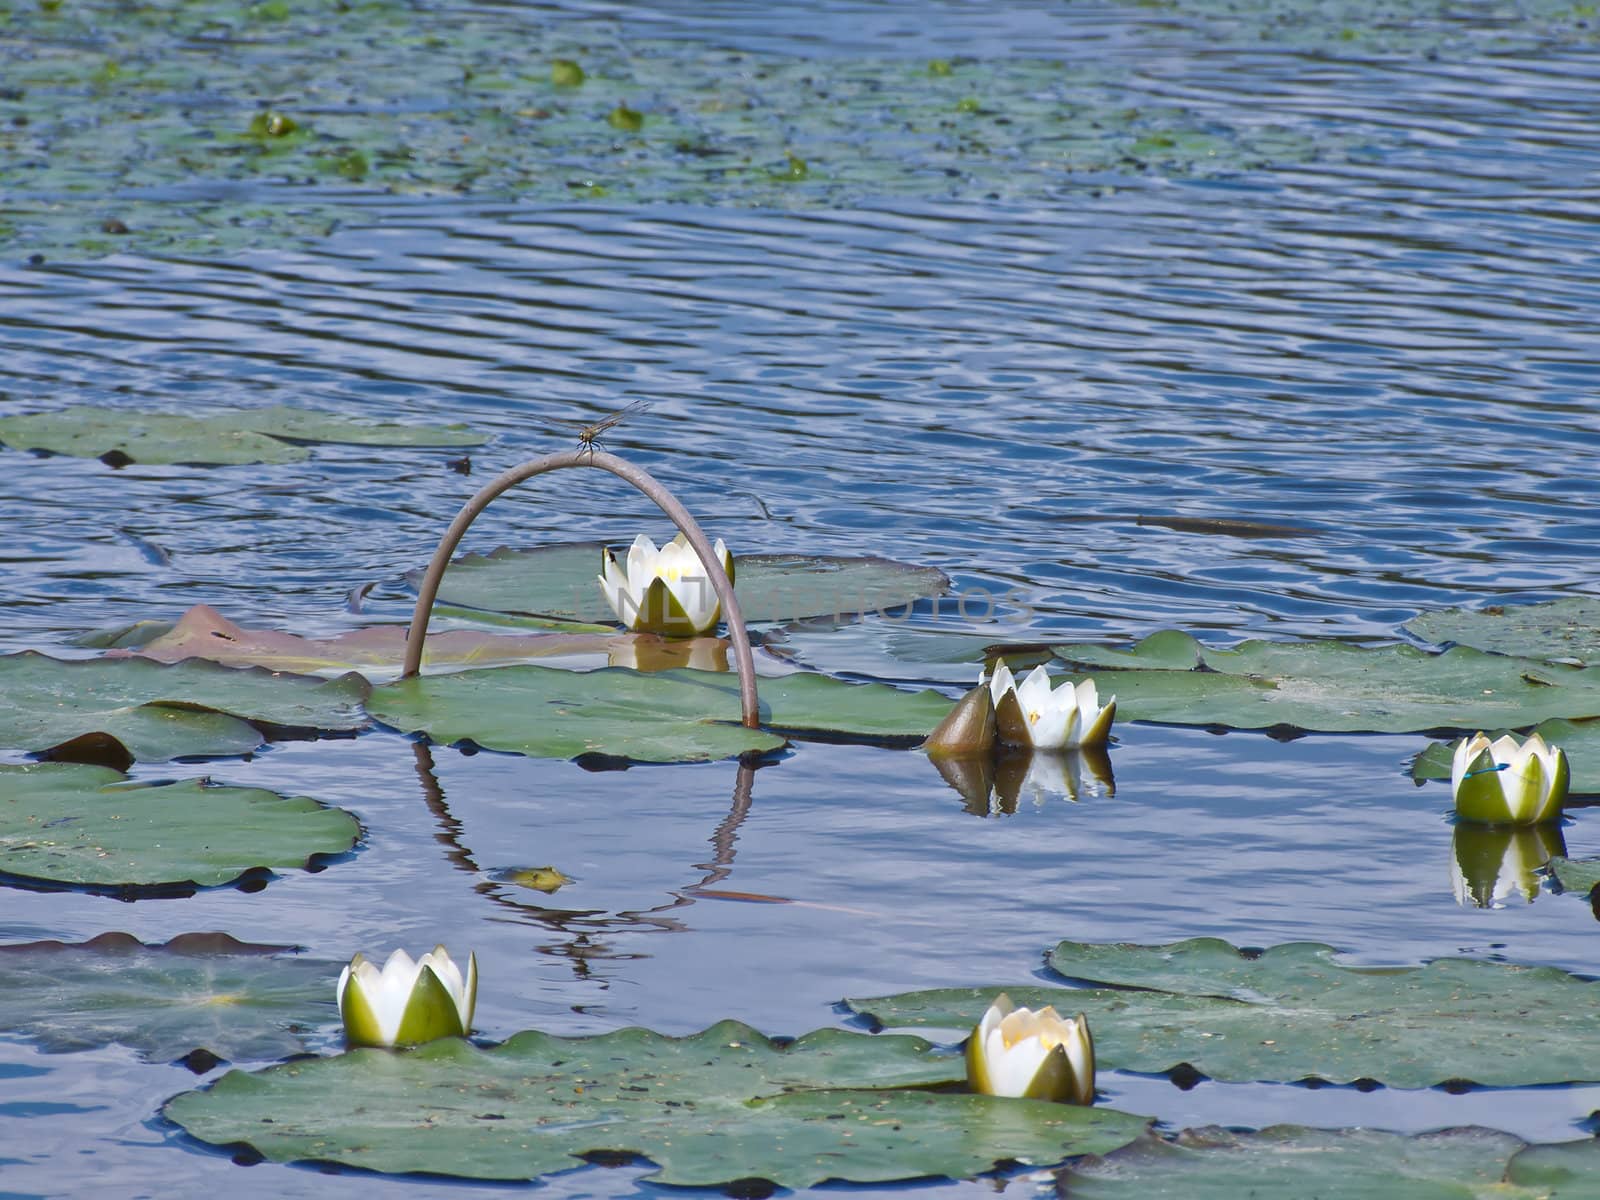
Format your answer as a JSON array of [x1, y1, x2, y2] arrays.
[[552, 399, 653, 459]]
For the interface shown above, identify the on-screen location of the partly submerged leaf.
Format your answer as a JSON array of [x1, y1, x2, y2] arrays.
[[0, 762, 360, 894], [1059, 1125, 1591, 1199], [111, 604, 627, 679], [1545, 856, 1600, 899], [165, 1021, 1148, 1185], [1413, 718, 1600, 795], [0, 932, 334, 1063], [0, 404, 482, 466], [847, 937, 1600, 1087], [1049, 632, 1600, 733], [1404, 597, 1600, 666], [0, 652, 369, 761], [407, 542, 948, 626], [366, 664, 953, 762]]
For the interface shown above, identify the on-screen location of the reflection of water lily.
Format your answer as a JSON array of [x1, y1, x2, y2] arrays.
[[997, 748, 1115, 809], [607, 633, 728, 672], [337, 946, 477, 1048], [597, 533, 733, 637], [966, 993, 1094, 1105], [1451, 731, 1569, 825], [985, 664, 1115, 750], [1451, 823, 1566, 908]]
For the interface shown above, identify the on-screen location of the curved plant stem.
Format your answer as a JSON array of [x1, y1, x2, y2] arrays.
[[402, 449, 760, 728]]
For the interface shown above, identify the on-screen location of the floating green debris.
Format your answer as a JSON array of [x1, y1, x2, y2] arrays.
[[0, 0, 1357, 258], [606, 102, 643, 131], [550, 58, 584, 86], [247, 110, 299, 138], [164, 1021, 1149, 1185]]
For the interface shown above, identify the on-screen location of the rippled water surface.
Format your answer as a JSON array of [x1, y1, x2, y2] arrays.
[[3, 0, 1600, 1196]]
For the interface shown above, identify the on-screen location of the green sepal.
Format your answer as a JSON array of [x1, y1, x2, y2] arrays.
[[339, 958, 388, 1048], [1454, 747, 1513, 823], [994, 690, 1031, 747], [394, 965, 468, 1046]]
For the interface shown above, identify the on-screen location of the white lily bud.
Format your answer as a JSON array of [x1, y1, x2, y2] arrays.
[[597, 533, 734, 637], [336, 945, 477, 1048], [1450, 731, 1569, 825], [966, 993, 1095, 1105]]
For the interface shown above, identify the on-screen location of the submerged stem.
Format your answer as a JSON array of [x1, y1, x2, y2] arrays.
[[402, 449, 760, 728]]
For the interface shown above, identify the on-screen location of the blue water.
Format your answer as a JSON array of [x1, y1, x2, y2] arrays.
[[3, 1, 1600, 1195]]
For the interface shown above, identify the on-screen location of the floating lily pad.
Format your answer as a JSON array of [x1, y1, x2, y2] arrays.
[[1412, 718, 1600, 795], [1404, 597, 1600, 666], [0, 404, 482, 466], [1059, 1125, 1600, 1198], [1545, 856, 1600, 898], [0, 652, 369, 762], [847, 937, 1600, 1087], [408, 542, 949, 627], [0, 932, 334, 1063], [0, 761, 360, 895], [367, 664, 953, 762], [164, 1021, 1149, 1186], [1048, 631, 1600, 733], [111, 604, 626, 680]]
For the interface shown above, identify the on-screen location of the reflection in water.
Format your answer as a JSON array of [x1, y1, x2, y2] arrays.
[[607, 634, 729, 673], [1450, 823, 1567, 909], [932, 746, 1115, 816], [411, 742, 759, 976]]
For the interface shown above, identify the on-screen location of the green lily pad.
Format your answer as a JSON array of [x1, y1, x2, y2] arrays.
[[1048, 631, 1600, 733], [111, 604, 625, 679], [0, 404, 482, 466], [0, 761, 360, 894], [1404, 597, 1600, 666], [1545, 856, 1600, 898], [1059, 1125, 1600, 1199], [366, 664, 954, 762], [1413, 718, 1600, 794], [405, 542, 949, 626], [0, 652, 370, 763], [847, 937, 1600, 1087], [0, 932, 334, 1063], [164, 1021, 1149, 1186]]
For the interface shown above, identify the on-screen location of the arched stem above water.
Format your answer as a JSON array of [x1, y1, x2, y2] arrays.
[[402, 448, 760, 728]]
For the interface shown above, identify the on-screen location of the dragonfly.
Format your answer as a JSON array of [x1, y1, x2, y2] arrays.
[[553, 399, 653, 459]]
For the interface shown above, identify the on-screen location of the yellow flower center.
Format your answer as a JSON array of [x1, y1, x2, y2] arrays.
[[1028, 709, 1041, 725]]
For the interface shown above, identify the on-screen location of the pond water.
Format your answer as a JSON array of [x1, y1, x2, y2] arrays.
[[3, 0, 1600, 1195]]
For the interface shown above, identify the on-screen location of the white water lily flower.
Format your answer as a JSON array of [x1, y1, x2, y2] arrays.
[[966, 993, 1095, 1105], [336, 945, 477, 1048], [1450, 731, 1569, 825], [597, 533, 734, 637], [984, 664, 1115, 750]]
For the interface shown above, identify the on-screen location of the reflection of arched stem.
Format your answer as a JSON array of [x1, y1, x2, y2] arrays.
[[686, 762, 756, 893], [409, 744, 764, 975], [402, 448, 759, 728], [410, 742, 480, 875]]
